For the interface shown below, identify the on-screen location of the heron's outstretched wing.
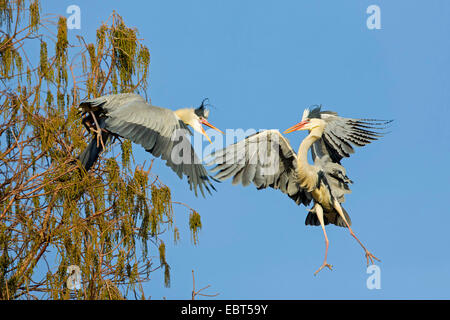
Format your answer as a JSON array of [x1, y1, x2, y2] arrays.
[[207, 130, 312, 206], [79, 93, 215, 197], [307, 107, 392, 164]]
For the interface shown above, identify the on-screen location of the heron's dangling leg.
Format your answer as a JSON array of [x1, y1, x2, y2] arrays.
[[313, 203, 333, 275], [81, 112, 105, 149], [81, 114, 93, 132], [88, 111, 106, 150], [333, 199, 380, 266]]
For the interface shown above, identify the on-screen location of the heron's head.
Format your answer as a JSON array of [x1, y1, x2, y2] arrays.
[[175, 99, 223, 143], [283, 109, 326, 134]]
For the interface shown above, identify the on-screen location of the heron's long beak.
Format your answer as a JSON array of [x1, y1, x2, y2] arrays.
[[283, 120, 309, 134], [200, 119, 224, 143]]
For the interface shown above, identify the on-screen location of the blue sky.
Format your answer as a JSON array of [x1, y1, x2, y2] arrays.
[[42, 0, 450, 299]]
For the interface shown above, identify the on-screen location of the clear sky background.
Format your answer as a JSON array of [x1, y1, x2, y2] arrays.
[[41, 0, 450, 299]]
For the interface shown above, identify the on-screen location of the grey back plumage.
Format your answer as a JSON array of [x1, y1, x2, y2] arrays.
[[313, 155, 352, 203], [78, 93, 215, 197]]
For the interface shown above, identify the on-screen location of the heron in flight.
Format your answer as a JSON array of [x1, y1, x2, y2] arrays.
[[77, 93, 223, 197], [208, 106, 391, 274]]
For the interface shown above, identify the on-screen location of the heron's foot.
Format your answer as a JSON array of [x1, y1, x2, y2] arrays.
[[314, 262, 333, 276], [365, 250, 381, 266], [89, 127, 106, 150]]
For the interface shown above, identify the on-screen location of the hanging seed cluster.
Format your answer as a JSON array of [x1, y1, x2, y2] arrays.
[[0, 1, 201, 299]]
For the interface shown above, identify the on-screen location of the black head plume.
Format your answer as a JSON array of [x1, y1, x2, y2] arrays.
[[194, 98, 211, 119], [303, 104, 338, 120], [307, 105, 323, 119]]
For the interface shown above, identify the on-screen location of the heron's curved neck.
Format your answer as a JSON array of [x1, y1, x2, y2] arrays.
[[296, 128, 324, 189]]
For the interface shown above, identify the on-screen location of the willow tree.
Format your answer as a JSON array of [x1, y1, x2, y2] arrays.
[[0, 0, 203, 299]]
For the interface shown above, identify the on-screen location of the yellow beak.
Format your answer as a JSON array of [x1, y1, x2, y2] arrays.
[[283, 120, 309, 134], [200, 119, 224, 143]]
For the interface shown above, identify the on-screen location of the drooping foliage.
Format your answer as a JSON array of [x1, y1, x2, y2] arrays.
[[0, 0, 201, 299]]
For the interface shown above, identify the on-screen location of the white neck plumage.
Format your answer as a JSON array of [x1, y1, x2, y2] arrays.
[[296, 127, 325, 191]]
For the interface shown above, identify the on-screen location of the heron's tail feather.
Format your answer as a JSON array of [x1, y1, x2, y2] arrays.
[[78, 131, 110, 171], [331, 206, 351, 227], [305, 206, 351, 228], [78, 117, 110, 172], [305, 211, 324, 226]]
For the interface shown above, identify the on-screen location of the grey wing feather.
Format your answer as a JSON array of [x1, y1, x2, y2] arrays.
[[322, 114, 392, 163], [80, 93, 215, 197], [306, 107, 391, 227], [308, 106, 391, 205], [207, 130, 312, 206], [307, 107, 392, 164]]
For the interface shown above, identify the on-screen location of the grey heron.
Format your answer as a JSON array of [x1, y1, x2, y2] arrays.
[[208, 106, 391, 274], [77, 93, 223, 197]]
